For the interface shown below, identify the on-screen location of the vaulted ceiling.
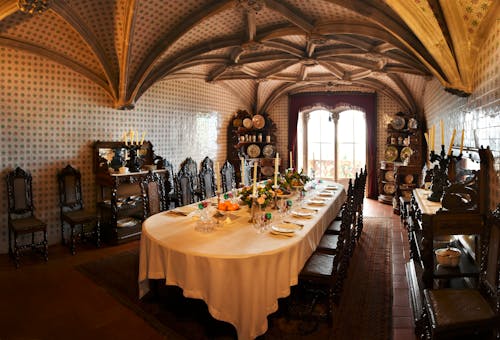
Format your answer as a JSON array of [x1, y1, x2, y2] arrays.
[[0, 0, 497, 113]]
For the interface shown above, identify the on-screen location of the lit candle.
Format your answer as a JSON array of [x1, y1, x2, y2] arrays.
[[140, 132, 145, 145], [252, 161, 258, 196], [440, 120, 444, 146], [215, 162, 221, 193], [447, 128, 456, 156], [289, 151, 293, 168], [122, 131, 128, 146], [135, 130, 139, 145], [129, 130, 134, 145], [430, 125, 435, 151], [424, 132, 429, 145], [274, 153, 280, 187], [240, 157, 245, 185], [459, 129, 464, 154]]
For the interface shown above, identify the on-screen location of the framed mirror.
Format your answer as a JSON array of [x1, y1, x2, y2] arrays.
[[93, 141, 154, 173]]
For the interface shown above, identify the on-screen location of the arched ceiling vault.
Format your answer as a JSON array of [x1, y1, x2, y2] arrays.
[[0, 0, 496, 112]]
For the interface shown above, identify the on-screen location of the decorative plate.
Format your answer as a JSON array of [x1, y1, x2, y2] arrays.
[[404, 174, 414, 184], [391, 116, 405, 130], [383, 183, 396, 194], [243, 118, 253, 129], [400, 146, 413, 162], [384, 170, 395, 182], [117, 217, 138, 228], [262, 144, 275, 158], [384, 146, 398, 162], [233, 118, 242, 127], [261, 166, 274, 177], [246, 144, 261, 158], [252, 114, 265, 129], [408, 118, 418, 129]]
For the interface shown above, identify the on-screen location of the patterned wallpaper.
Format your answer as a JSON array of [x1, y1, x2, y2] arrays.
[[423, 18, 499, 210], [0, 47, 247, 254]]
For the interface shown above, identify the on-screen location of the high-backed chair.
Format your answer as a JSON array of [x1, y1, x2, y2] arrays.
[[221, 160, 236, 193], [199, 157, 216, 200], [421, 204, 500, 339], [162, 159, 176, 208], [141, 171, 166, 217], [175, 165, 196, 206], [180, 157, 201, 201], [6, 167, 48, 268], [57, 165, 100, 255]]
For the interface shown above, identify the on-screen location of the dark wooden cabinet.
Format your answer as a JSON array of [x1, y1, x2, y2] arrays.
[[93, 141, 163, 243], [227, 110, 279, 183], [404, 147, 492, 333]]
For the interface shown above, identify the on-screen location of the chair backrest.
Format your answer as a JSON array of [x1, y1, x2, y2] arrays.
[[175, 166, 196, 206], [162, 159, 175, 195], [142, 172, 166, 216], [479, 204, 500, 309], [200, 156, 214, 172], [180, 157, 199, 191], [199, 165, 216, 200], [57, 165, 84, 213], [243, 160, 252, 186], [221, 161, 236, 193], [6, 167, 35, 217]]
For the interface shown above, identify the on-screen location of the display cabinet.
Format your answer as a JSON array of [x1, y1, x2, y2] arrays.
[[227, 110, 279, 183], [93, 141, 164, 243], [404, 147, 492, 333]]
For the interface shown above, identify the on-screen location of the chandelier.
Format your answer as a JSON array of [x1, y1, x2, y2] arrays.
[[18, 0, 50, 15]]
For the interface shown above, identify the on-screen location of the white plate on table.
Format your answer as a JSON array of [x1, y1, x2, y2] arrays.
[[318, 192, 334, 197], [271, 224, 297, 234], [325, 186, 338, 191], [307, 199, 326, 206], [291, 208, 315, 218]]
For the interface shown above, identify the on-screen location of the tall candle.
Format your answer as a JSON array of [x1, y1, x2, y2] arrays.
[[129, 130, 134, 145], [447, 128, 456, 156], [459, 129, 465, 154], [252, 162, 258, 196], [424, 132, 429, 145], [215, 162, 221, 193], [274, 153, 280, 187], [440, 120, 444, 146], [431, 125, 435, 151], [240, 157, 245, 185], [289, 151, 293, 168], [140, 132, 145, 145], [135, 130, 139, 145]]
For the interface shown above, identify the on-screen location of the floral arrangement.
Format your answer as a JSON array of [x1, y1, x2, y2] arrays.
[[239, 180, 275, 207], [283, 169, 310, 188]]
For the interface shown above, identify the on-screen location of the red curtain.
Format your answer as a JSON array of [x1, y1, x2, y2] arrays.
[[288, 92, 378, 198]]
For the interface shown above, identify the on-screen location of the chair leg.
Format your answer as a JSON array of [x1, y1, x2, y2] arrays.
[[70, 225, 76, 255], [13, 232, 20, 269], [95, 220, 101, 248], [43, 230, 48, 262], [61, 221, 66, 245]]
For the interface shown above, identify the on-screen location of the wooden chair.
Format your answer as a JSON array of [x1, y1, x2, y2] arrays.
[[175, 165, 196, 206], [180, 157, 201, 201], [221, 160, 236, 193], [421, 204, 500, 339], [57, 165, 101, 255], [199, 157, 216, 200], [6, 167, 48, 268], [162, 159, 177, 208], [141, 172, 166, 217], [355, 167, 367, 240]]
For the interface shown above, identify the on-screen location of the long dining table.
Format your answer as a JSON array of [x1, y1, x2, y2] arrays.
[[138, 181, 346, 339]]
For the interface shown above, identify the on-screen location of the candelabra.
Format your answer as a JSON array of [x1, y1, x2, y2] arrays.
[[126, 144, 142, 172], [427, 145, 462, 202]]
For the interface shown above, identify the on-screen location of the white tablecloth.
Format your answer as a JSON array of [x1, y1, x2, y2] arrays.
[[138, 181, 346, 339]]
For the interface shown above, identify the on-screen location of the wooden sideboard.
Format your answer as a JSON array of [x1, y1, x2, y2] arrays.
[[404, 147, 492, 334]]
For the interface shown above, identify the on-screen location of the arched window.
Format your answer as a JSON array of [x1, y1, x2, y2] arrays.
[[297, 108, 366, 180]]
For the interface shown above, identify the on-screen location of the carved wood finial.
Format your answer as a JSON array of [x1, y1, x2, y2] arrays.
[[237, 0, 264, 12], [18, 0, 49, 15]]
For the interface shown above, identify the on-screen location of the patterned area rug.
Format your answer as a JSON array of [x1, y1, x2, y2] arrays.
[[77, 217, 392, 339]]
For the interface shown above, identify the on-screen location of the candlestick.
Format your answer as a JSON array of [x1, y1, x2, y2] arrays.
[[215, 162, 221, 193], [447, 128, 456, 156], [289, 151, 293, 168], [459, 129, 464, 154], [240, 157, 245, 186], [440, 120, 444, 146], [274, 153, 279, 187], [252, 161, 257, 196]]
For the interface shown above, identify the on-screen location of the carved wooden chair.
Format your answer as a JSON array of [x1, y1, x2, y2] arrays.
[[221, 160, 236, 193], [6, 167, 48, 268], [160, 159, 176, 208], [57, 165, 100, 255], [141, 171, 166, 217], [175, 165, 196, 206], [421, 204, 500, 339], [199, 157, 216, 200], [180, 157, 201, 201]]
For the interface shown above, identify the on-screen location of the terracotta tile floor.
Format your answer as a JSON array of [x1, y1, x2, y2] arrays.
[[0, 198, 417, 339], [364, 198, 417, 340]]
